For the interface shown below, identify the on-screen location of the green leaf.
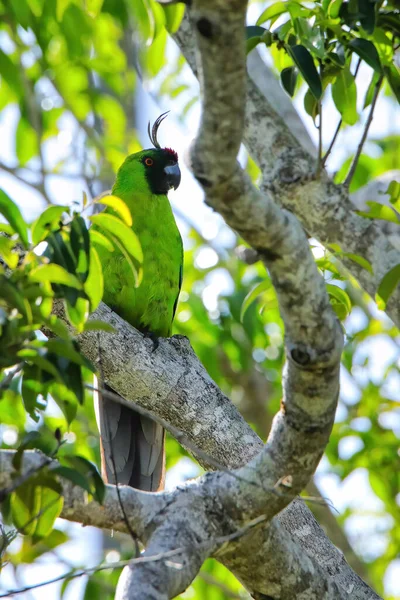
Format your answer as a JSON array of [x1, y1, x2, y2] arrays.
[[12, 431, 41, 471], [45, 230, 77, 276], [144, 28, 167, 77], [342, 253, 373, 274], [90, 213, 143, 262], [56, 0, 71, 21], [86, 0, 103, 17], [48, 382, 78, 424], [384, 65, 400, 104], [385, 180, 400, 205], [0, 50, 23, 97], [60, 456, 105, 504], [18, 349, 60, 381], [326, 283, 352, 320], [84, 247, 103, 311], [17, 529, 68, 563], [31, 205, 69, 245], [10, 477, 63, 541], [26, 0, 44, 17], [0, 236, 19, 269], [21, 364, 44, 421], [246, 25, 268, 39], [0, 189, 29, 248], [65, 297, 90, 330], [53, 466, 95, 496], [30, 264, 82, 288], [304, 88, 319, 121], [11, 482, 40, 536], [70, 215, 90, 283], [0, 277, 28, 318], [31, 485, 64, 543], [327, 0, 343, 19], [376, 263, 400, 309], [332, 67, 358, 125], [43, 315, 70, 340], [245, 26, 270, 53], [240, 280, 271, 322], [257, 2, 288, 25], [94, 195, 132, 227], [9, 0, 31, 29], [16, 116, 39, 167], [89, 229, 114, 252], [358, 0, 375, 34], [162, 4, 185, 33], [45, 339, 93, 370], [287, 45, 322, 100], [355, 201, 400, 224], [348, 39, 381, 73], [247, 36, 263, 54], [280, 66, 297, 97], [83, 320, 116, 333], [369, 471, 390, 503], [363, 71, 381, 108]]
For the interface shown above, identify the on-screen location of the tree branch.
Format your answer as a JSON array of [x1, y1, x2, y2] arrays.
[[174, 12, 400, 329], [1, 3, 384, 597], [344, 75, 384, 187]]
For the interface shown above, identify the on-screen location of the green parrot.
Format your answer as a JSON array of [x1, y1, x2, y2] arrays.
[[94, 113, 183, 492]]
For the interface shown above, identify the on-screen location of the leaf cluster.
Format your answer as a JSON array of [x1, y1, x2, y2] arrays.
[[247, 0, 400, 126]]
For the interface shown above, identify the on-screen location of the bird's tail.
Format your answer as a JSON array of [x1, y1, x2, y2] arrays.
[[94, 378, 165, 492]]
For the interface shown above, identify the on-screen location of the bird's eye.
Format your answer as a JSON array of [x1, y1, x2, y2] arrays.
[[145, 157, 154, 166]]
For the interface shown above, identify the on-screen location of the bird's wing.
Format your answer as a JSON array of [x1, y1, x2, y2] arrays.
[[171, 237, 184, 322]]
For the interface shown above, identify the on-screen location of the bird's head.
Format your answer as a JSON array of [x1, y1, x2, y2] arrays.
[[114, 113, 181, 196]]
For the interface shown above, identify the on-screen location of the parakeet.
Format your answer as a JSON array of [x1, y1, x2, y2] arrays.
[[94, 113, 183, 491]]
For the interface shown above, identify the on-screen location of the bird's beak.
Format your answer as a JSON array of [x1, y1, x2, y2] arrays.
[[164, 163, 181, 190]]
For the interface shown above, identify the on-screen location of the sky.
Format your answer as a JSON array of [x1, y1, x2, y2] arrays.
[[1, 10, 400, 598]]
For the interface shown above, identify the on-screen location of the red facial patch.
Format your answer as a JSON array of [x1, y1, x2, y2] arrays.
[[164, 147, 178, 162]]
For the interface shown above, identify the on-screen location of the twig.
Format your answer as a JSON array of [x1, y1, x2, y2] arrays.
[[321, 118, 342, 168], [0, 364, 23, 393], [316, 100, 323, 174], [344, 74, 384, 187]]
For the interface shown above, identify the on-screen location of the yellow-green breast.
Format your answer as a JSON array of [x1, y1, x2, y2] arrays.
[[97, 189, 183, 337]]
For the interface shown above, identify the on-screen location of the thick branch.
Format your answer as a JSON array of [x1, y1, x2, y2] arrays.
[[0, 450, 165, 538], [1, 299, 375, 598]]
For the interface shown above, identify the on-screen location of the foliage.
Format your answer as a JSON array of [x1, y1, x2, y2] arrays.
[[0, 0, 399, 599], [247, 0, 400, 129], [0, 190, 137, 562]]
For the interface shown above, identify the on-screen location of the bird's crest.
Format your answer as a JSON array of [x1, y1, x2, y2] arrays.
[[147, 112, 178, 162]]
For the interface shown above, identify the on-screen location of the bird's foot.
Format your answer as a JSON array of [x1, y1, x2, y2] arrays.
[[142, 330, 159, 352]]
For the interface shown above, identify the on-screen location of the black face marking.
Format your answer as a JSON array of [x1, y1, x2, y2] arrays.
[[143, 149, 181, 195], [197, 18, 213, 39]]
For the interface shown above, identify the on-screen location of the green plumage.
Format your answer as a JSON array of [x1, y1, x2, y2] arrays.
[[96, 149, 183, 336]]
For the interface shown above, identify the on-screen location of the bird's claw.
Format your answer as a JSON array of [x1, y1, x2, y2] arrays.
[[143, 330, 159, 352]]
